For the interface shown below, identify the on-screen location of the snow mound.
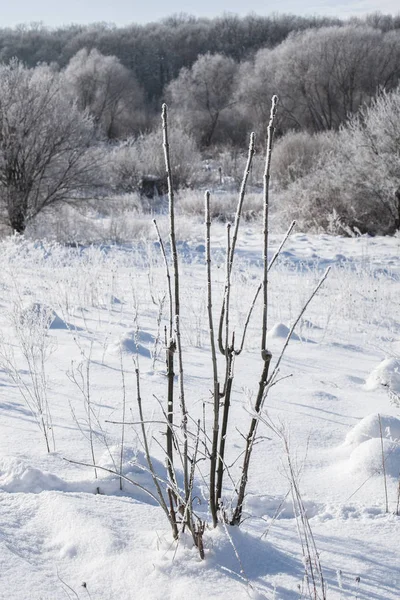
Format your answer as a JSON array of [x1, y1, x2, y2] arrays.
[[0, 451, 170, 503], [344, 414, 400, 478], [267, 323, 300, 341], [347, 438, 400, 477], [20, 302, 74, 330], [108, 330, 154, 358], [0, 456, 68, 493], [365, 357, 400, 392], [345, 413, 400, 446]]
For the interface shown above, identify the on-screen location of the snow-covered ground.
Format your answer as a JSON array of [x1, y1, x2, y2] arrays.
[[0, 226, 400, 599]]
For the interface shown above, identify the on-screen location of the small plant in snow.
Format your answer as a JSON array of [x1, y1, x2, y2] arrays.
[[136, 99, 330, 554], [0, 301, 56, 452]]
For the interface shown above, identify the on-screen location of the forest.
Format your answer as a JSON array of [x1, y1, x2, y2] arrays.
[[0, 12, 400, 235]]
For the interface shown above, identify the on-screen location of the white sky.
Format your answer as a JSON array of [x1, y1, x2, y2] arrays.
[[0, 0, 398, 28]]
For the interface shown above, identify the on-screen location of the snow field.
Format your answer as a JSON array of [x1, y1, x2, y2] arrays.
[[0, 229, 399, 598]]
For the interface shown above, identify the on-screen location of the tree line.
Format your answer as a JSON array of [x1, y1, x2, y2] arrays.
[[1, 18, 398, 145], [1, 13, 399, 107], [0, 14, 400, 235], [0, 14, 348, 101]]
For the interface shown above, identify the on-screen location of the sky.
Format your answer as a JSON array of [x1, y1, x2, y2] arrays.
[[0, 0, 399, 28]]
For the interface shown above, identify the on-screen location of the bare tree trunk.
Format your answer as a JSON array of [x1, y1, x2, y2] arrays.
[[395, 186, 400, 231]]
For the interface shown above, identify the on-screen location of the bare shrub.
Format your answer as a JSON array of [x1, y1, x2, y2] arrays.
[[110, 125, 202, 193], [176, 189, 264, 222], [277, 86, 400, 235], [149, 101, 328, 549], [215, 143, 265, 189], [272, 130, 335, 189], [52, 101, 329, 565]]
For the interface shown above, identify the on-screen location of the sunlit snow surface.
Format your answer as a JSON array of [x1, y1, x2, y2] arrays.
[[0, 230, 400, 599]]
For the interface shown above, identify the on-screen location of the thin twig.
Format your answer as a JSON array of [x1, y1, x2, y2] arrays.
[[218, 133, 256, 356], [378, 413, 389, 513], [206, 190, 221, 527], [119, 351, 126, 491], [64, 457, 164, 508], [162, 104, 180, 323], [261, 95, 278, 354]]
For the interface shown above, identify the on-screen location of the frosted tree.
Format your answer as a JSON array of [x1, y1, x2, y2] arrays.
[[166, 53, 239, 147], [237, 26, 400, 136], [0, 60, 100, 234], [64, 48, 146, 138]]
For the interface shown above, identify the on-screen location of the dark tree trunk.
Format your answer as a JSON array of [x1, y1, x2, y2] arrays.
[[8, 202, 27, 234], [395, 186, 400, 231], [203, 113, 220, 147], [10, 215, 26, 234], [5, 174, 29, 234]]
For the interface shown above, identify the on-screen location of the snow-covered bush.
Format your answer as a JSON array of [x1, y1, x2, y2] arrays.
[[237, 25, 400, 136], [272, 130, 335, 190], [277, 87, 400, 234], [334, 87, 400, 233]]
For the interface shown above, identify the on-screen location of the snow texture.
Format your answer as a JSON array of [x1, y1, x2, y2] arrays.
[[0, 230, 399, 599], [365, 357, 400, 392]]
